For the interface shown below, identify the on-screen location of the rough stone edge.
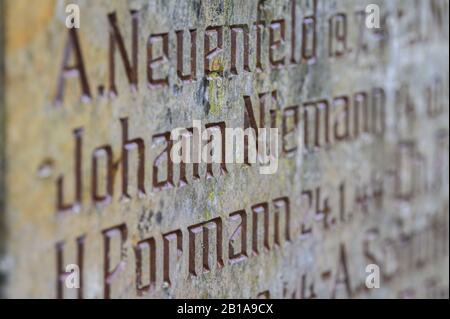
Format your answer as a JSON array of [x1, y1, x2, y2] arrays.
[[0, 0, 7, 299]]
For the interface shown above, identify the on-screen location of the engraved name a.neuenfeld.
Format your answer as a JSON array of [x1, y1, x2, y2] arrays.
[[55, 0, 322, 105]]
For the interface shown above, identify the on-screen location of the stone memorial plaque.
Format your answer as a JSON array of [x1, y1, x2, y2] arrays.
[[0, 0, 448, 298]]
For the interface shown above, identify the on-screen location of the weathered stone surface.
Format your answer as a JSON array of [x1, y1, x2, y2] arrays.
[[0, 0, 448, 298]]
